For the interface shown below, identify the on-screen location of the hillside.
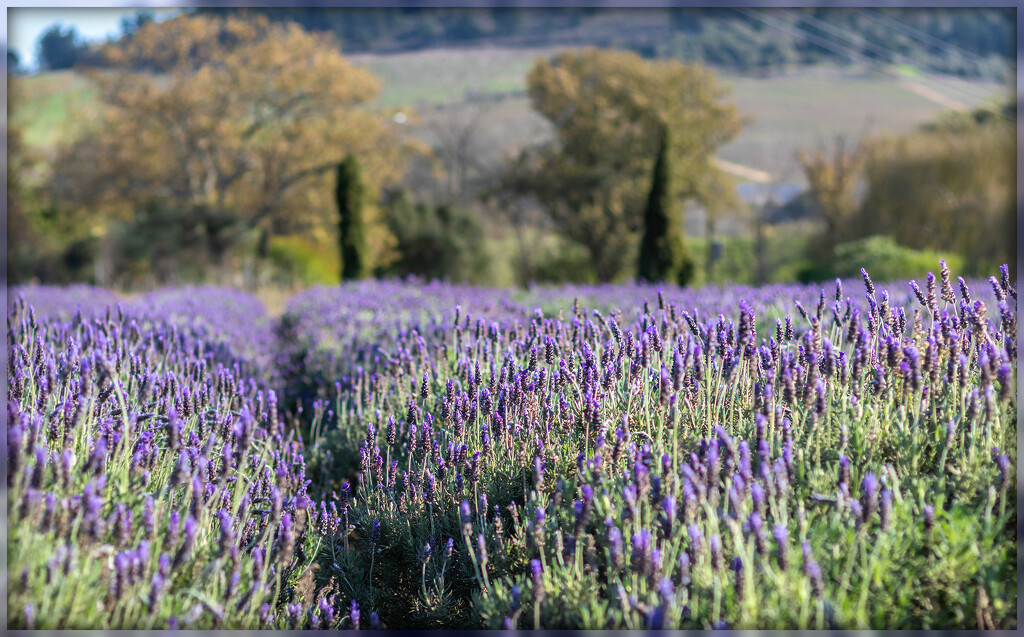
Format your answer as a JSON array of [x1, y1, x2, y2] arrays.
[[196, 6, 1015, 82], [11, 51, 1007, 185], [346, 48, 1007, 181]]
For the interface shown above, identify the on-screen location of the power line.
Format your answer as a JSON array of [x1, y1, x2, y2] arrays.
[[733, 8, 1008, 119], [732, 8, 859, 64], [860, 10, 991, 66], [781, 8, 997, 106]]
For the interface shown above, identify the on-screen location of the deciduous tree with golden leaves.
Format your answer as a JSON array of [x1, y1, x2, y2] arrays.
[[51, 12, 413, 277]]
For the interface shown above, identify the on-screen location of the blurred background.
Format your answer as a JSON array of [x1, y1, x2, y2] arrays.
[[6, 6, 1016, 296]]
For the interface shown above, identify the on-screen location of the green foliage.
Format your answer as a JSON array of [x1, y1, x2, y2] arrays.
[[37, 24, 87, 71], [107, 204, 243, 286], [42, 13, 406, 282], [6, 123, 100, 284], [798, 235, 964, 283], [336, 155, 371, 281], [794, 101, 1014, 281], [507, 48, 741, 281], [267, 235, 341, 287], [920, 101, 1016, 133], [672, 15, 800, 75], [638, 129, 694, 285], [528, 239, 600, 285], [679, 224, 818, 287], [379, 189, 491, 284]]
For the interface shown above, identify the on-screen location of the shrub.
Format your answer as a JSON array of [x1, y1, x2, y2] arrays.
[[799, 235, 965, 283], [268, 235, 341, 287], [380, 189, 491, 284]]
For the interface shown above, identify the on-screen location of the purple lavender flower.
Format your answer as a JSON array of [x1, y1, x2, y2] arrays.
[[172, 515, 198, 569], [861, 472, 879, 521], [622, 483, 639, 519], [111, 552, 130, 601], [497, 584, 517, 618], [730, 556, 744, 598], [709, 534, 723, 571], [861, 268, 876, 296], [630, 528, 654, 576], [477, 533, 488, 565], [148, 573, 165, 610], [687, 524, 703, 563], [530, 558, 544, 602], [217, 510, 235, 557], [923, 505, 936, 532], [879, 488, 893, 529], [805, 559, 824, 597], [607, 526, 624, 569], [319, 597, 335, 628], [349, 599, 360, 629], [996, 455, 1013, 491], [849, 499, 863, 525], [773, 524, 789, 570], [461, 500, 473, 536], [660, 495, 678, 537], [838, 455, 850, 487]]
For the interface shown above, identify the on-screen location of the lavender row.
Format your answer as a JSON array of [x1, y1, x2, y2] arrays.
[[302, 264, 1016, 629], [6, 294, 368, 629], [6, 263, 1017, 629]]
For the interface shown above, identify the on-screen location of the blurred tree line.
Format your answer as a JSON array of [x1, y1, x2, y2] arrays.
[[8, 15, 739, 289], [11, 14, 418, 288], [8, 12, 1015, 290], [33, 7, 1013, 81], [205, 6, 1014, 81], [663, 8, 1013, 80]]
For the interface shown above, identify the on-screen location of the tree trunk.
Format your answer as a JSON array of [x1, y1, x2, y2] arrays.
[[257, 226, 271, 259], [203, 213, 231, 271]]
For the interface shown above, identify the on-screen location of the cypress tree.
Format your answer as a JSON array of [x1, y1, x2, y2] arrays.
[[638, 128, 694, 285], [336, 154, 370, 280]]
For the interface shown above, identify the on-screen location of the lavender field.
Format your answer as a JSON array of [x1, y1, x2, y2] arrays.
[[6, 264, 1017, 629]]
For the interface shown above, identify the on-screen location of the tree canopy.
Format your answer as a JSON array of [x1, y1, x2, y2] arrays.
[[858, 108, 1015, 275], [50, 13, 414, 279], [638, 128, 694, 285], [337, 155, 370, 281], [37, 24, 86, 70], [508, 48, 741, 281]]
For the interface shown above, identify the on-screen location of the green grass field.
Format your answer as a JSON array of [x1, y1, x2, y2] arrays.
[[9, 71, 100, 150]]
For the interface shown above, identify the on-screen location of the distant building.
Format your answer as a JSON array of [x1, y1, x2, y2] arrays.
[[736, 182, 817, 223]]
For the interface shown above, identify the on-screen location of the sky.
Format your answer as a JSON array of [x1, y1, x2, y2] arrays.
[[7, 7, 181, 70]]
